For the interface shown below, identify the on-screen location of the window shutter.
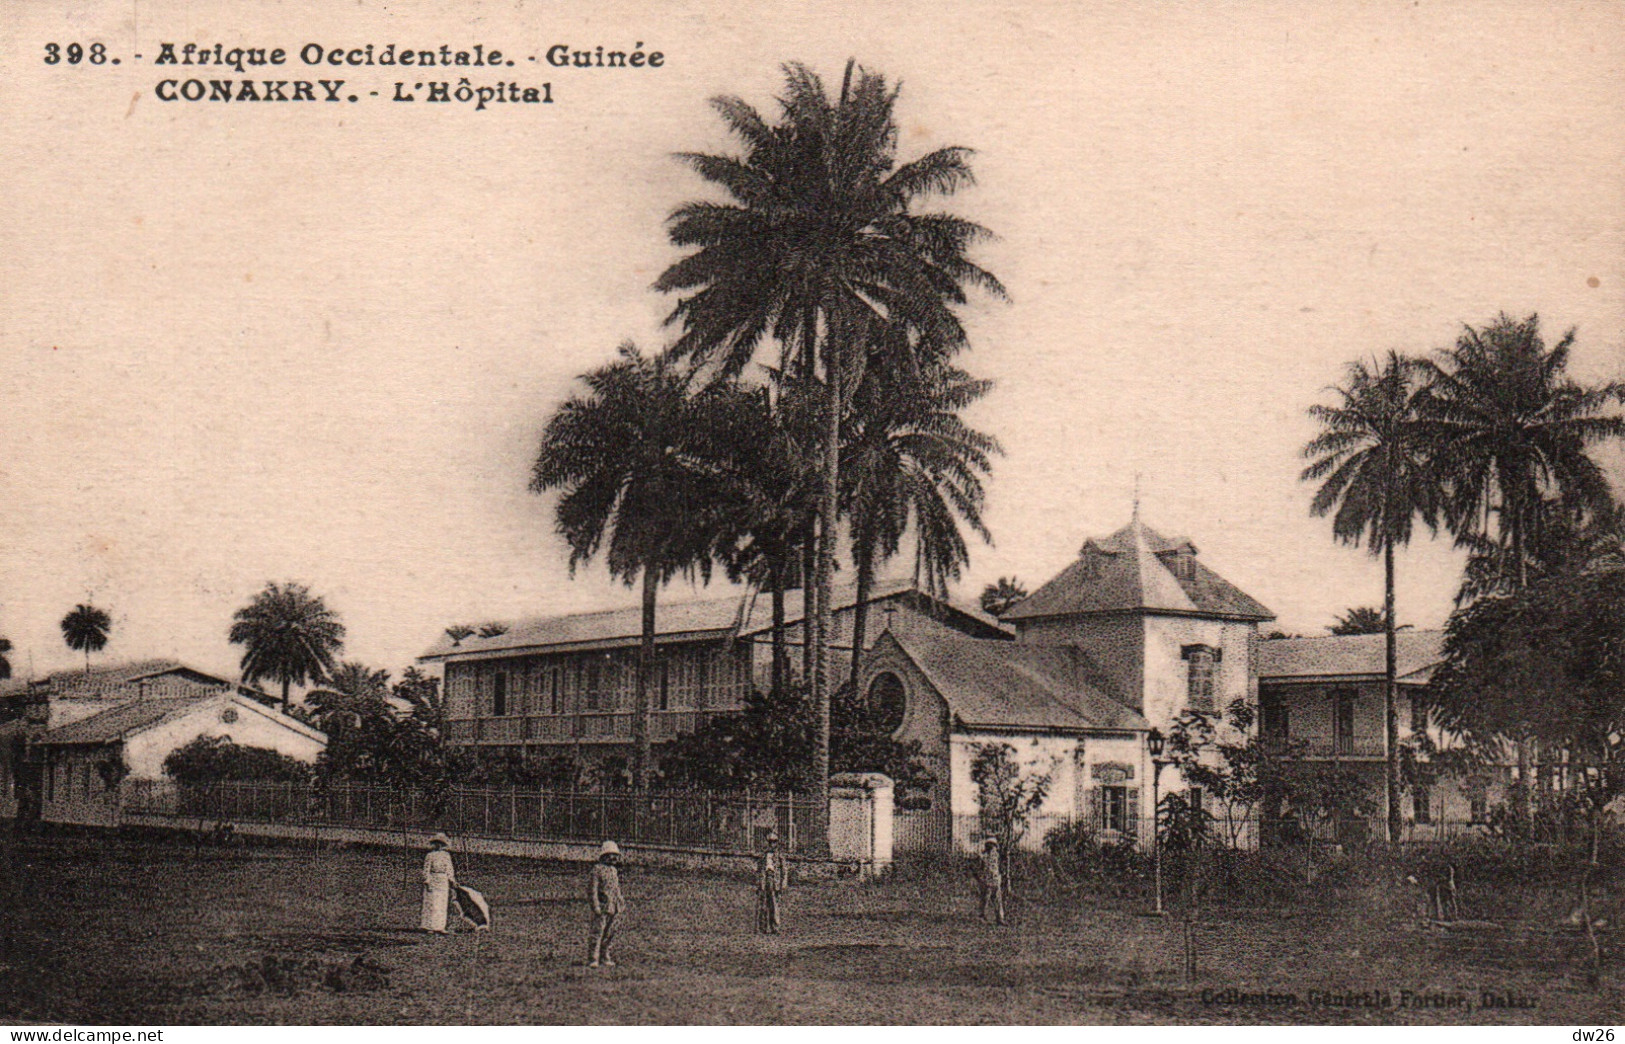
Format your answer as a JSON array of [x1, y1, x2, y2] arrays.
[[1088, 787, 1102, 833], [1126, 786, 1141, 843]]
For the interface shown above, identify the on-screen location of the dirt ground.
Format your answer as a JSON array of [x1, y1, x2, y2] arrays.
[[0, 832, 1618, 1025]]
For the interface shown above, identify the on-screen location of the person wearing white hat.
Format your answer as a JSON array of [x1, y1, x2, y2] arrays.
[[587, 839, 624, 967], [756, 830, 789, 934], [420, 833, 457, 934]]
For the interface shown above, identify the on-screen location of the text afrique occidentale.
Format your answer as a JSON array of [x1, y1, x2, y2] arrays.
[[152, 41, 666, 74]]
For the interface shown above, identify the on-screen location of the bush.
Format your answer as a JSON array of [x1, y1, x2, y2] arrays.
[[164, 736, 314, 786]]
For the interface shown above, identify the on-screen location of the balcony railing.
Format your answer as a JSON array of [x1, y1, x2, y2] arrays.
[[1262, 734, 1387, 759], [448, 710, 737, 746]]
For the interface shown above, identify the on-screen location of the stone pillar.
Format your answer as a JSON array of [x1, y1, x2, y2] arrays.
[[828, 772, 893, 876]]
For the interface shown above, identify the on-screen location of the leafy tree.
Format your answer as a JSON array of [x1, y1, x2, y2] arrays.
[[228, 582, 345, 712], [844, 355, 998, 691], [656, 60, 1004, 809], [1302, 351, 1439, 843], [163, 735, 314, 786], [0, 635, 11, 681], [659, 685, 815, 791], [531, 342, 751, 788], [1430, 564, 1625, 858], [659, 681, 934, 802], [969, 742, 1054, 851], [1162, 699, 1284, 849], [979, 577, 1028, 618], [832, 681, 935, 806], [60, 603, 112, 674]]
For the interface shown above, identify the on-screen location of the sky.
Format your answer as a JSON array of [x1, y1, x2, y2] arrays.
[[1, 0, 1622, 685]]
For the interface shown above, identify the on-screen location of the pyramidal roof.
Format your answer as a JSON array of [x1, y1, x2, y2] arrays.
[[1002, 517, 1274, 622]]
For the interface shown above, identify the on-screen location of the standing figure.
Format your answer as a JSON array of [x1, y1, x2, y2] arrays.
[[420, 833, 457, 934], [756, 830, 789, 934], [977, 836, 1007, 925], [588, 840, 625, 967]]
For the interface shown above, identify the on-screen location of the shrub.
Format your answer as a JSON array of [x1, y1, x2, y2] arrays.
[[164, 735, 314, 786]]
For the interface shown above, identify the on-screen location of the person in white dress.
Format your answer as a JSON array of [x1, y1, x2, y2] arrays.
[[420, 833, 457, 934]]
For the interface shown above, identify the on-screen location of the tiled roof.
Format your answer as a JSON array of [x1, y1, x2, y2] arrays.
[[1003, 518, 1274, 622], [1255, 630, 1445, 682], [419, 579, 1007, 661], [37, 697, 202, 746], [883, 622, 1147, 733], [0, 659, 247, 701], [37, 692, 326, 746]]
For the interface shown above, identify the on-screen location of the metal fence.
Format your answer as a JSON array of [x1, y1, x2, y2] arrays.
[[121, 779, 821, 854], [919, 810, 1493, 855]]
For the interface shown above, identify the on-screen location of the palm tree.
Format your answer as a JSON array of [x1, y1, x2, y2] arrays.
[[228, 582, 345, 712], [305, 662, 391, 738], [843, 356, 999, 692], [980, 578, 1028, 618], [1302, 351, 1440, 844], [656, 60, 1003, 810], [444, 625, 476, 647], [1329, 607, 1390, 635], [60, 604, 112, 674], [1419, 314, 1624, 816], [1422, 313, 1625, 589], [531, 342, 748, 789], [716, 382, 819, 699]]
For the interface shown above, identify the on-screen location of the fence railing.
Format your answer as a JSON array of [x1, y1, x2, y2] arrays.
[[121, 779, 821, 854], [445, 710, 737, 745], [929, 811, 1496, 854]]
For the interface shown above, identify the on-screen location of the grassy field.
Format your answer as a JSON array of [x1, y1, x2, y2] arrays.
[[0, 831, 1619, 1025]]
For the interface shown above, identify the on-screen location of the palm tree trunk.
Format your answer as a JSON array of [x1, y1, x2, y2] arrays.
[[813, 360, 840, 832], [1384, 540, 1400, 846], [280, 676, 291, 714], [635, 567, 656, 790], [1509, 501, 1533, 824], [848, 536, 874, 696], [771, 560, 788, 698], [801, 521, 816, 687]]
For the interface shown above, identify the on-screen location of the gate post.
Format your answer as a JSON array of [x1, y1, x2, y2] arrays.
[[828, 773, 893, 877]]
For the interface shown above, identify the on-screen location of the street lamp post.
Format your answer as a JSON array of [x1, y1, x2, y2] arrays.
[[1147, 727, 1172, 917]]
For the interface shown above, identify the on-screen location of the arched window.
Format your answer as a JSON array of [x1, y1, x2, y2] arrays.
[[866, 672, 908, 734]]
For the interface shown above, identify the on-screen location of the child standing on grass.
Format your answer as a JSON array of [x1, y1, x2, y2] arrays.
[[420, 833, 456, 934], [756, 830, 789, 934], [588, 840, 625, 967]]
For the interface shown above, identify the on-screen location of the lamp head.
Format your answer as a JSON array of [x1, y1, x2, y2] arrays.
[[1146, 727, 1165, 758]]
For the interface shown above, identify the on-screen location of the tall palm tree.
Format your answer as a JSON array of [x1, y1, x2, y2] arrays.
[[60, 604, 112, 674], [843, 356, 999, 692], [228, 582, 345, 712], [531, 342, 748, 789], [1302, 351, 1439, 844], [1420, 314, 1624, 815], [656, 60, 1003, 810], [1422, 313, 1625, 588]]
